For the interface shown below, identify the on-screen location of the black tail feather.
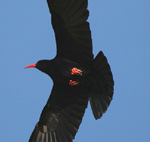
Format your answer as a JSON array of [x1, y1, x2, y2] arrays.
[[90, 51, 114, 119]]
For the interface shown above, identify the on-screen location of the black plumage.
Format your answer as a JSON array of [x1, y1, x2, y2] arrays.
[[25, 0, 114, 141]]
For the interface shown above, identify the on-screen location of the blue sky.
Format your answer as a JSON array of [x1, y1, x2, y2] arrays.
[[1, 0, 150, 142]]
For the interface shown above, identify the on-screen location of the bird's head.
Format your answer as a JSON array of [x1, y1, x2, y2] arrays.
[[24, 60, 51, 74]]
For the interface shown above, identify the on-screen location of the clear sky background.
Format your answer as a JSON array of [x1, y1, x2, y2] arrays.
[[0, 0, 150, 142]]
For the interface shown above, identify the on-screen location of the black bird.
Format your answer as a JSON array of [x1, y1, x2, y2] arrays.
[[25, 0, 114, 141]]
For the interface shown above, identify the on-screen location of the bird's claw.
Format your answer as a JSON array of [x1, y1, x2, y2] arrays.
[[71, 68, 82, 75], [69, 80, 79, 86]]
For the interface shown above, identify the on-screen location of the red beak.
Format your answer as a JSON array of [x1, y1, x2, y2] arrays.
[[24, 63, 36, 69]]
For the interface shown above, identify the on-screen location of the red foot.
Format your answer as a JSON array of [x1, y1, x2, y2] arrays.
[[71, 68, 82, 75], [69, 80, 78, 86]]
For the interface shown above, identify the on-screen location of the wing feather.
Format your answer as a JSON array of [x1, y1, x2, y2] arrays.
[[29, 85, 88, 142], [47, 0, 93, 66]]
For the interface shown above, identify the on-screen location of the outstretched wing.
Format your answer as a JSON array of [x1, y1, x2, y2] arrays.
[[47, 0, 93, 66], [29, 84, 88, 142]]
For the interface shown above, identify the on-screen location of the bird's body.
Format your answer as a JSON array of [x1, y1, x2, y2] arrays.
[[25, 0, 114, 141], [37, 58, 89, 85], [36, 58, 91, 112]]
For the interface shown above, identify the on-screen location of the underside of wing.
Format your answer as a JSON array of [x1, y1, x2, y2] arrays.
[[29, 84, 88, 142], [47, 0, 93, 66]]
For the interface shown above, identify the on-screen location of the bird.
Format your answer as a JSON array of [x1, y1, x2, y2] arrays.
[[24, 0, 114, 141]]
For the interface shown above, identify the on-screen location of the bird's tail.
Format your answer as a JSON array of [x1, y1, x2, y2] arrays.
[[89, 51, 114, 119]]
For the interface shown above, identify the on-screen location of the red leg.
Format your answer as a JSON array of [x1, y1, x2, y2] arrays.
[[71, 68, 82, 75], [69, 80, 79, 86]]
